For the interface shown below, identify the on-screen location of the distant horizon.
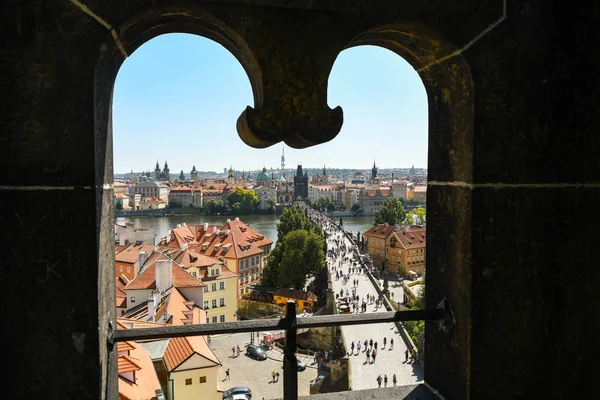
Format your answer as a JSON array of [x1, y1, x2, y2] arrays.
[[113, 34, 428, 173], [115, 165, 427, 175]]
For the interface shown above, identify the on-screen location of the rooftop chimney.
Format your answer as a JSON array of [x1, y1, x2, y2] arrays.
[[155, 259, 173, 293], [177, 224, 181, 228], [227, 218, 231, 223], [235, 217, 240, 221], [138, 251, 149, 275], [204, 222, 208, 230]]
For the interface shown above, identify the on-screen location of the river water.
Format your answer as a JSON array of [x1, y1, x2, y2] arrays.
[[123, 214, 375, 245]]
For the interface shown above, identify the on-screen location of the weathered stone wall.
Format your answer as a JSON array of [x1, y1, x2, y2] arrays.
[[0, 1, 598, 399]]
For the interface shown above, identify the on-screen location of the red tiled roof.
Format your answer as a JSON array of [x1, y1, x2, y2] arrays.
[[363, 224, 397, 239], [118, 341, 162, 400], [115, 243, 155, 264], [394, 226, 426, 249], [118, 355, 142, 373], [163, 335, 220, 372], [363, 189, 391, 196], [124, 254, 205, 290]]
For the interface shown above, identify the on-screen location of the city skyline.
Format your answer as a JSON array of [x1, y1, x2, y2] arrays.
[[113, 33, 429, 174]]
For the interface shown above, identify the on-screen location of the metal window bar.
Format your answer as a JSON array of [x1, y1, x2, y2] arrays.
[[110, 299, 452, 400]]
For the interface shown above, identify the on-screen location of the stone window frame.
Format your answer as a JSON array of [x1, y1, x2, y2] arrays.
[[94, 6, 474, 398]]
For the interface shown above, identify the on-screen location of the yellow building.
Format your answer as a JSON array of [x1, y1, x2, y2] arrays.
[[165, 336, 221, 400], [273, 288, 318, 311], [363, 224, 426, 276], [172, 249, 239, 323], [363, 224, 397, 271]]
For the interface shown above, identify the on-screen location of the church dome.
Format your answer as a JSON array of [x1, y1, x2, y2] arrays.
[[256, 167, 271, 181]]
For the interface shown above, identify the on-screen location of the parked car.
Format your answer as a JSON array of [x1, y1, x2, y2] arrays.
[[223, 386, 252, 399], [224, 394, 250, 400], [246, 344, 267, 360]]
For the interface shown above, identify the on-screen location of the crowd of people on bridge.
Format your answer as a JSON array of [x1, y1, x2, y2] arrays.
[[297, 202, 419, 389]]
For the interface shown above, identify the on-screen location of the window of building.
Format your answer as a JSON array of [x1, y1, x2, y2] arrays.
[[131, 296, 135, 303], [212, 316, 217, 323], [220, 315, 225, 322], [212, 299, 217, 308], [126, 267, 131, 273], [220, 298, 225, 307], [204, 300, 209, 309], [212, 283, 217, 291], [185, 378, 192, 385], [220, 282, 225, 290], [199, 376, 207, 383], [119, 266, 123, 272], [192, 271, 197, 277], [204, 286, 208, 293], [240, 289, 243, 296]]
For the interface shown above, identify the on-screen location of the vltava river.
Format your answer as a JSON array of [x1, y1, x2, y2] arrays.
[[122, 214, 375, 246]]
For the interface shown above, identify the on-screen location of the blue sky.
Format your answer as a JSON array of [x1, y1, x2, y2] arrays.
[[113, 33, 428, 174]]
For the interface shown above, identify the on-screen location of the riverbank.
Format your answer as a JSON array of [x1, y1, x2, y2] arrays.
[[116, 207, 280, 218]]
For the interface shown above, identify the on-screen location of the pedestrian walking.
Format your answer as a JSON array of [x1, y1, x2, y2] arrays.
[[364, 340, 368, 350], [377, 375, 382, 388], [357, 341, 361, 353], [374, 341, 378, 351], [350, 341, 354, 354], [372, 349, 377, 363], [226, 368, 230, 380], [393, 374, 397, 386], [232, 346, 236, 357], [369, 339, 373, 348], [276, 371, 280, 382], [404, 348, 409, 362], [384, 375, 388, 387], [383, 337, 387, 348], [366, 348, 371, 362], [237, 345, 241, 357], [272, 370, 277, 383], [390, 338, 394, 349]]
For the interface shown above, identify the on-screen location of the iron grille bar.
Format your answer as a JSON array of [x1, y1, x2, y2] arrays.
[[283, 301, 298, 400], [112, 308, 446, 343]]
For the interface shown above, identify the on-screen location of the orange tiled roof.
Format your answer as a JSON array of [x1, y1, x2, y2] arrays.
[[163, 335, 220, 372], [173, 248, 224, 268], [124, 255, 205, 290], [363, 188, 391, 196], [118, 355, 142, 373], [363, 224, 397, 239], [116, 317, 166, 330], [118, 341, 136, 353], [118, 341, 162, 400], [394, 226, 426, 249], [115, 243, 155, 264]]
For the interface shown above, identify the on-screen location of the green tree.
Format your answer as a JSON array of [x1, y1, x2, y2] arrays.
[[351, 203, 362, 216], [276, 206, 313, 241], [227, 187, 259, 213], [276, 229, 326, 290], [115, 198, 123, 211], [374, 197, 407, 226], [204, 199, 225, 215]]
